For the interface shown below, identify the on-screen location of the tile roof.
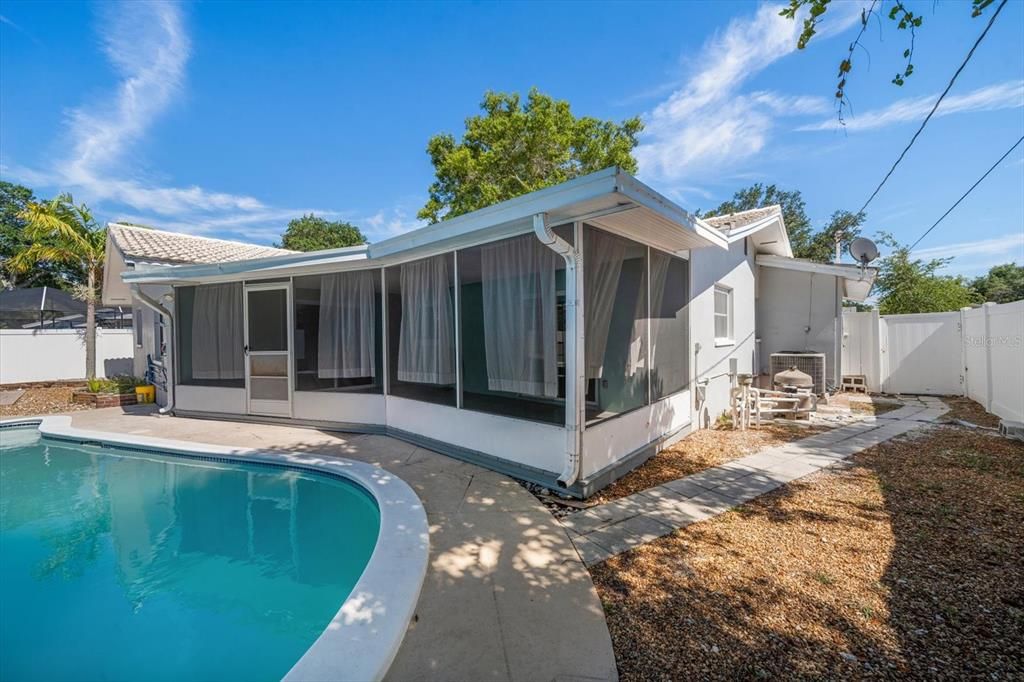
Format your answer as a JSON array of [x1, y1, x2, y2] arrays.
[[109, 224, 294, 265], [702, 205, 781, 231]]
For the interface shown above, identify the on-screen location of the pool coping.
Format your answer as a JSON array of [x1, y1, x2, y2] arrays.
[[0, 415, 430, 682]]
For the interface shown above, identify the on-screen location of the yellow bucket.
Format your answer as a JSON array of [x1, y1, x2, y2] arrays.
[[135, 385, 156, 404]]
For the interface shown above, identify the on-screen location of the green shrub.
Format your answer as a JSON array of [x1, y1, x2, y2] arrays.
[[86, 376, 146, 394]]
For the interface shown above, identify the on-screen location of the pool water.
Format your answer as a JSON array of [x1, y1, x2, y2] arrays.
[[0, 428, 380, 682]]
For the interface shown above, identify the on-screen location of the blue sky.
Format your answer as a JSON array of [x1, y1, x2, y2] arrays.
[[1, 0, 1022, 276]]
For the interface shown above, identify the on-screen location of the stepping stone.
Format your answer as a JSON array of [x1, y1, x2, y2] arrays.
[[0, 389, 25, 406]]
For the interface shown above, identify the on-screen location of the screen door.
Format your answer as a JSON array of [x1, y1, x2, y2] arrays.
[[244, 283, 292, 416]]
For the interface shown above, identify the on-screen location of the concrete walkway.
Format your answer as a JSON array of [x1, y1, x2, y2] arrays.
[[563, 397, 949, 566], [60, 407, 618, 682]]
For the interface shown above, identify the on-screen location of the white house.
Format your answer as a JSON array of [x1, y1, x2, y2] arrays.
[[104, 167, 874, 497]]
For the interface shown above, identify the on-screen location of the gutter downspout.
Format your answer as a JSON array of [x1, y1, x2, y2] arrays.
[[131, 284, 175, 415], [533, 213, 584, 489]]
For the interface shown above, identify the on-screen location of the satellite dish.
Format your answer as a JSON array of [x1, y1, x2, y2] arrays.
[[849, 237, 879, 265]]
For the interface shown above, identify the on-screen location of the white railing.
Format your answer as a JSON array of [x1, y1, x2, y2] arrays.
[[842, 300, 1024, 423], [0, 328, 135, 384]]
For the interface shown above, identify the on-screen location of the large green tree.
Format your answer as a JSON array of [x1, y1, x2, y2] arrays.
[[0, 181, 83, 289], [418, 88, 643, 223], [970, 263, 1024, 303], [279, 214, 367, 251], [9, 195, 106, 377], [873, 234, 979, 314], [801, 210, 866, 264], [701, 183, 814, 257]]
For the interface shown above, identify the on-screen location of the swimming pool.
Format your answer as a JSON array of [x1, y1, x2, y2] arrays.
[[0, 417, 429, 682]]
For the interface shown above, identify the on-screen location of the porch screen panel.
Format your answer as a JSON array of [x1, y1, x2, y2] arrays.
[[481, 233, 559, 397], [398, 255, 456, 384], [649, 251, 689, 400], [191, 282, 244, 381], [318, 270, 377, 379], [386, 253, 456, 407], [292, 273, 381, 393], [584, 228, 626, 379], [583, 225, 647, 424]]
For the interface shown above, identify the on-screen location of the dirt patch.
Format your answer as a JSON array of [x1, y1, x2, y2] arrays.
[[587, 422, 828, 505], [592, 426, 1024, 681], [828, 392, 903, 416], [940, 396, 1002, 428], [0, 386, 92, 418]]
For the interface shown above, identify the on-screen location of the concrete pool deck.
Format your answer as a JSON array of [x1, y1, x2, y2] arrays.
[[63, 406, 618, 682]]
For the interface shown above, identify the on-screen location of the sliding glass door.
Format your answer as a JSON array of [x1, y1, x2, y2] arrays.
[[244, 283, 292, 416]]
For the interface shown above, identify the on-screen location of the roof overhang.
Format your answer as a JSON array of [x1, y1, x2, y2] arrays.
[[756, 254, 877, 302], [123, 167, 727, 287], [700, 211, 793, 258]]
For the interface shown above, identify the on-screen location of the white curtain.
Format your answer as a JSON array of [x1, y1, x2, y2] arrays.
[[481, 234, 559, 397], [584, 229, 627, 379], [637, 252, 672, 375], [398, 255, 455, 384], [192, 283, 244, 380], [318, 270, 377, 378]]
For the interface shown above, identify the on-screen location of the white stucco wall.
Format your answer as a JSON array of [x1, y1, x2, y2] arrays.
[[131, 285, 173, 404], [756, 267, 841, 388], [689, 239, 757, 428]]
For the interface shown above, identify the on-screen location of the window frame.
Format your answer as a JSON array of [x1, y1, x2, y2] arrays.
[[134, 306, 144, 348], [713, 283, 734, 346]]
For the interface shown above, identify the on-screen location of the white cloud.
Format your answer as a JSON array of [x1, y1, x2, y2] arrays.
[[3, 1, 341, 243], [635, 3, 860, 184], [364, 207, 425, 242], [913, 233, 1024, 276], [798, 81, 1024, 132]]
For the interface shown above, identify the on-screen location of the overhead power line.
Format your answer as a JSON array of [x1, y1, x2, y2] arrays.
[[858, 0, 1009, 215], [908, 134, 1024, 251]]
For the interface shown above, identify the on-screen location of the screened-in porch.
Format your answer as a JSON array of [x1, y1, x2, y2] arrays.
[[174, 222, 690, 429], [127, 168, 726, 495]]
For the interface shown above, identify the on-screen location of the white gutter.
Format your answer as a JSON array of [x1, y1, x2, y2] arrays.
[[131, 284, 175, 415], [533, 213, 584, 488]]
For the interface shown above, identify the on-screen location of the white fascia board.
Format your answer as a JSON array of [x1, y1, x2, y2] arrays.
[[616, 174, 728, 250], [708, 213, 793, 258], [368, 167, 622, 259]]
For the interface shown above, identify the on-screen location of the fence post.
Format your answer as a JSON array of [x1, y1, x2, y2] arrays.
[[983, 302, 996, 413], [959, 307, 971, 399], [876, 310, 888, 393]]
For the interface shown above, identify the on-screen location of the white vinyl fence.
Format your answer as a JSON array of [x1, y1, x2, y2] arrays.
[[0, 329, 135, 384], [842, 301, 1024, 423]]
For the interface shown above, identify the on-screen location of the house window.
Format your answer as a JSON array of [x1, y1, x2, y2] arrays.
[[154, 313, 164, 356], [134, 307, 144, 347], [713, 284, 733, 344]]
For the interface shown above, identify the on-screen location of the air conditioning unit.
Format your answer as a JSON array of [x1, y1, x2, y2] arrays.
[[770, 352, 827, 396]]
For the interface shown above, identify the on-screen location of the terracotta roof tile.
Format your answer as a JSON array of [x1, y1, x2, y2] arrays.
[[703, 205, 781, 231], [109, 224, 294, 265]]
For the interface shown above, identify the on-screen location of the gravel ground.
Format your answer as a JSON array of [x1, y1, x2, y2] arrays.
[[591, 424, 1024, 681], [940, 396, 1002, 428], [586, 422, 828, 505], [0, 386, 91, 418]]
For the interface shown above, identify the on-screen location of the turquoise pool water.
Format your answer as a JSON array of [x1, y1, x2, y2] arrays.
[[0, 427, 381, 682]]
